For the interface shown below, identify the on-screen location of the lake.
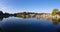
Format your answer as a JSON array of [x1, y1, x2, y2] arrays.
[[0, 17, 60, 32]]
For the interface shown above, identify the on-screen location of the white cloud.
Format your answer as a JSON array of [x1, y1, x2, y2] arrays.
[[0, 0, 21, 13]]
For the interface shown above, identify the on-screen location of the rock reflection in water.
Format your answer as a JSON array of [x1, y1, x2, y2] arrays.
[[0, 16, 60, 25], [16, 16, 60, 25]]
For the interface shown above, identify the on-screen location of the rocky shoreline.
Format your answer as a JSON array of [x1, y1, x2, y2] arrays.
[[17, 13, 60, 19]]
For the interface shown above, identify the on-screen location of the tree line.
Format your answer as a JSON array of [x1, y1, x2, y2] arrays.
[[0, 8, 60, 18], [0, 11, 16, 18]]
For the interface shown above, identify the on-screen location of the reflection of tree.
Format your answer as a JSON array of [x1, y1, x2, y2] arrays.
[[52, 19, 58, 25], [0, 16, 10, 21], [0, 17, 3, 21], [58, 18, 60, 22], [0, 27, 3, 32]]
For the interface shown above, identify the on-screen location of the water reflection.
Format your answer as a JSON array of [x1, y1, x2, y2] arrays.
[[52, 19, 58, 25], [55, 28, 60, 32], [52, 18, 60, 25], [0, 16, 60, 25], [0, 28, 3, 32], [0, 17, 60, 32], [35, 17, 60, 25], [58, 19, 60, 22], [0, 17, 3, 21], [0, 16, 10, 21], [17, 16, 60, 25]]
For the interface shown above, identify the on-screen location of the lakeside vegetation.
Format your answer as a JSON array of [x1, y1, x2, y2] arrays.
[[16, 8, 60, 19], [0, 11, 16, 18], [0, 8, 60, 19], [52, 9, 60, 16]]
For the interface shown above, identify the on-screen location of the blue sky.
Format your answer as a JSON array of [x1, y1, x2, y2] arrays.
[[0, 0, 60, 13]]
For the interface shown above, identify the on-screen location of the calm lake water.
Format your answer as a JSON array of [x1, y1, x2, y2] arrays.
[[0, 17, 60, 32]]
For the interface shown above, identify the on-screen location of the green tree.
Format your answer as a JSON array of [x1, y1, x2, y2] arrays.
[[57, 11, 60, 16], [52, 9, 58, 16]]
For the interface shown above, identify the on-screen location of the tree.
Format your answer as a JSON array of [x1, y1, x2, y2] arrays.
[[52, 9, 58, 16], [57, 11, 60, 16], [0, 11, 3, 15]]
